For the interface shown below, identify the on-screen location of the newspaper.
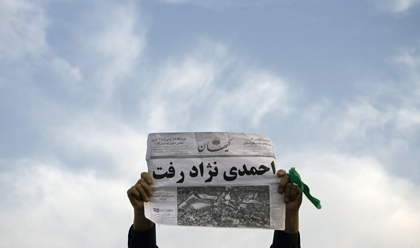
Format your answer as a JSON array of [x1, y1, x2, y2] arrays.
[[144, 132, 285, 230]]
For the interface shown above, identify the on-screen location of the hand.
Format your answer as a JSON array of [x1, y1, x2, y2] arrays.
[[127, 172, 155, 231], [277, 170, 302, 233]]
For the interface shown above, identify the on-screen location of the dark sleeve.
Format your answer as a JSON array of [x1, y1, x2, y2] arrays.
[[270, 230, 300, 248], [128, 225, 158, 248]]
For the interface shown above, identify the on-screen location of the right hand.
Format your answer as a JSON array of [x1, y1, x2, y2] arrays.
[[277, 169, 302, 233], [127, 172, 154, 212]]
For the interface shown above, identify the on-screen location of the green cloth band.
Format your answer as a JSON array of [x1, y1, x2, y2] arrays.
[[287, 167, 322, 209]]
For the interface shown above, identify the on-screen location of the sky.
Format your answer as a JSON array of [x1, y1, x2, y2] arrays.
[[1, 0, 420, 247]]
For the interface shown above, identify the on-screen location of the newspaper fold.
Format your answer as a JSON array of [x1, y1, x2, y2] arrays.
[[144, 132, 285, 230]]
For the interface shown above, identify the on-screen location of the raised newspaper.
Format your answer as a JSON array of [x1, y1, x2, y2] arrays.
[[144, 132, 285, 230]]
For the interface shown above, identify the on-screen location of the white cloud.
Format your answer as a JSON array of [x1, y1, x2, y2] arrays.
[[162, 0, 188, 3], [53, 58, 83, 83], [214, 71, 292, 127], [142, 41, 228, 131], [391, 47, 420, 94], [51, 111, 149, 177], [0, 0, 48, 60], [390, 0, 420, 12], [352, 48, 420, 135], [160, 0, 276, 7], [163, 0, 420, 13], [278, 153, 420, 248], [328, 99, 391, 141], [395, 107, 420, 131], [142, 39, 294, 132], [371, 0, 420, 13], [86, 2, 147, 99], [288, 46, 420, 157], [0, 0, 146, 100], [0, 0, 81, 91], [0, 159, 135, 248]]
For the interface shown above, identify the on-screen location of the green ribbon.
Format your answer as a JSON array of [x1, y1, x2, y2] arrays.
[[287, 167, 322, 209]]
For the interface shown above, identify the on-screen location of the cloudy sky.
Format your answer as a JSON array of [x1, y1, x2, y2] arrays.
[[1, 0, 420, 247]]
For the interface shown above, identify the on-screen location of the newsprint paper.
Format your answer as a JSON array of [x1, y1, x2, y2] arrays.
[[144, 132, 285, 230]]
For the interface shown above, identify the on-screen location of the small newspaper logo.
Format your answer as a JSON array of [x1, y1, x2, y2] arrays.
[[153, 208, 160, 212]]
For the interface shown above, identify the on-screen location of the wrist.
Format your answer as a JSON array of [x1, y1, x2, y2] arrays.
[[284, 211, 299, 234], [134, 207, 145, 215], [133, 209, 154, 231]]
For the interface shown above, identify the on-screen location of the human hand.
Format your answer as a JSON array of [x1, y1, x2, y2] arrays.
[[127, 172, 155, 231], [277, 170, 302, 212], [277, 169, 302, 233], [127, 172, 154, 211]]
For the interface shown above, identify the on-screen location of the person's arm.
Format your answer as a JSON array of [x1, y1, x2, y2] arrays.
[[127, 173, 158, 248], [270, 170, 302, 248]]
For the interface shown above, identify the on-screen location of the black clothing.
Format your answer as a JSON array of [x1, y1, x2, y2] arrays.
[[128, 225, 300, 248], [128, 225, 158, 248], [270, 230, 301, 248]]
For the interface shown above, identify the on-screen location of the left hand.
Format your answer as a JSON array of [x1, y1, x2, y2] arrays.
[[277, 170, 302, 213]]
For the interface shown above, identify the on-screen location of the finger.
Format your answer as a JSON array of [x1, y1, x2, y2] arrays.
[[141, 172, 153, 184], [277, 170, 287, 177], [284, 183, 293, 203], [296, 186, 303, 202], [278, 174, 290, 194], [290, 184, 300, 202], [139, 178, 153, 196], [127, 186, 141, 200], [135, 179, 150, 202]]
